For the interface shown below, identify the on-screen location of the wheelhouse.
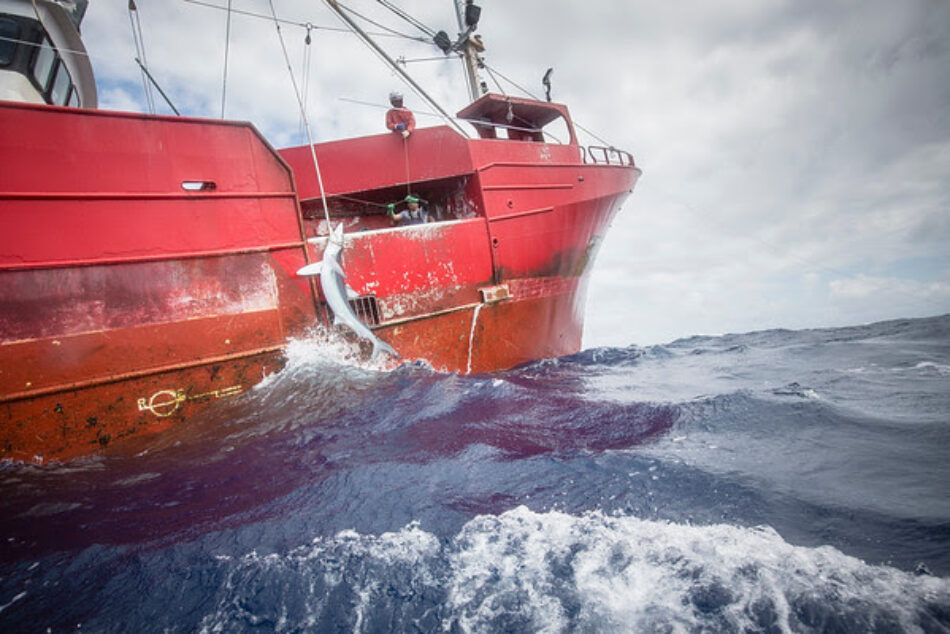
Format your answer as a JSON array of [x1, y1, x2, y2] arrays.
[[0, 0, 96, 107], [457, 93, 578, 145]]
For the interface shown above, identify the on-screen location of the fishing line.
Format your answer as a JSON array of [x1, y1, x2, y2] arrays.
[[266, 0, 333, 240], [403, 136, 411, 197]]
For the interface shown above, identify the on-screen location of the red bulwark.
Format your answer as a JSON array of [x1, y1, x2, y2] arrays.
[[279, 126, 473, 200], [0, 102, 317, 462]]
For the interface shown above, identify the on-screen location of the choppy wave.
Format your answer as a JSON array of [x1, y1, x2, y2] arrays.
[[1, 314, 949, 632], [192, 507, 950, 632]]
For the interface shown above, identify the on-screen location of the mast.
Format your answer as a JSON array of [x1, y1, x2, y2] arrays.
[[453, 0, 483, 102]]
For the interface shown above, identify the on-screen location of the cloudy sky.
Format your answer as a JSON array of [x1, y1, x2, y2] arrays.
[[80, 0, 950, 347]]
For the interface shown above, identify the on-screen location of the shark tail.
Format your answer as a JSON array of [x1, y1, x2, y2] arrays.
[[371, 337, 400, 360]]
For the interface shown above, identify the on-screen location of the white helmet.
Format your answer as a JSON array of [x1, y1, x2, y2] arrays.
[[389, 91, 403, 104]]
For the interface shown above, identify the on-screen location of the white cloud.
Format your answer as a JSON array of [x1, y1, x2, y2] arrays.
[[829, 275, 950, 302], [97, 86, 144, 112]]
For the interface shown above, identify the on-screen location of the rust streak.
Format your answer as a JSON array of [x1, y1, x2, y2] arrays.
[[481, 184, 573, 191], [0, 344, 286, 404], [488, 207, 555, 222], [0, 243, 308, 272], [376, 301, 482, 329]]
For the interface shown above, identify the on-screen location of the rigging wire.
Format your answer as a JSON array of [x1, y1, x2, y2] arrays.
[[482, 64, 506, 96], [127, 0, 155, 114], [481, 62, 540, 101], [265, 0, 333, 237], [0, 33, 87, 58], [325, 0, 468, 136], [339, 95, 441, 116], [573, 121, 613, 148], [334, 194, 390, 209], [374, 0, 436, 38], [482, 62, 614, 146], [182, 0, 412, 41], [396, 55, 457, 65], [332, 1, 429, 43], [220, 0, 232, 118], [338, 97, 558, 144], [299, 24, 314, 136], [133, 56, 181, 114]]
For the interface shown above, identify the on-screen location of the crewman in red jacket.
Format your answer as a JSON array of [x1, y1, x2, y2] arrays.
[[385, 91, 415, 138]]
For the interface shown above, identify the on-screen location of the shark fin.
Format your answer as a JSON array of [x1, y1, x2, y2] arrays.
[[296, 262, 323, 276]]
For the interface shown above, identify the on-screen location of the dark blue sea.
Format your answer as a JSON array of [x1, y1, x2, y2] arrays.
[[2, 314, 949, 632]]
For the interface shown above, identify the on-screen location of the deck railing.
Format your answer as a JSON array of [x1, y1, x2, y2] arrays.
[[581, 145, 636, 167]]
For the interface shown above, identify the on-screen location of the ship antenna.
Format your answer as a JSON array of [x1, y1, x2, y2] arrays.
[[266, 0, 334, 239], [452, 0, 485, 102]]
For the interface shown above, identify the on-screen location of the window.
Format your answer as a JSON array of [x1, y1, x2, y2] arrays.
[[31, 36, 55, 90], [0, 18, 18, 66], [67, 87, 79, 107], [50, 59, 71, 105]]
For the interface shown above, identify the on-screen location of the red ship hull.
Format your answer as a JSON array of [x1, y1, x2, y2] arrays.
[[0, 95, 639, 461]]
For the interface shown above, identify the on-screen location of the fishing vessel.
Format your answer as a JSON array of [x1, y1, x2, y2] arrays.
[[0, 0, 640, 461]]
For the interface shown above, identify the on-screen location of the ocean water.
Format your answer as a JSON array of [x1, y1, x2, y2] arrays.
[[2, 314, 949, 632]]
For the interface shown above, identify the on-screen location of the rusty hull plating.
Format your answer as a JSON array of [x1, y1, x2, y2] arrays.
[[0, 95, 640, 462]]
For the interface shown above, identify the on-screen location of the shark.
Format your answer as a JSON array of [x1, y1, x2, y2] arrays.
[[297, 223, 399, 359]]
